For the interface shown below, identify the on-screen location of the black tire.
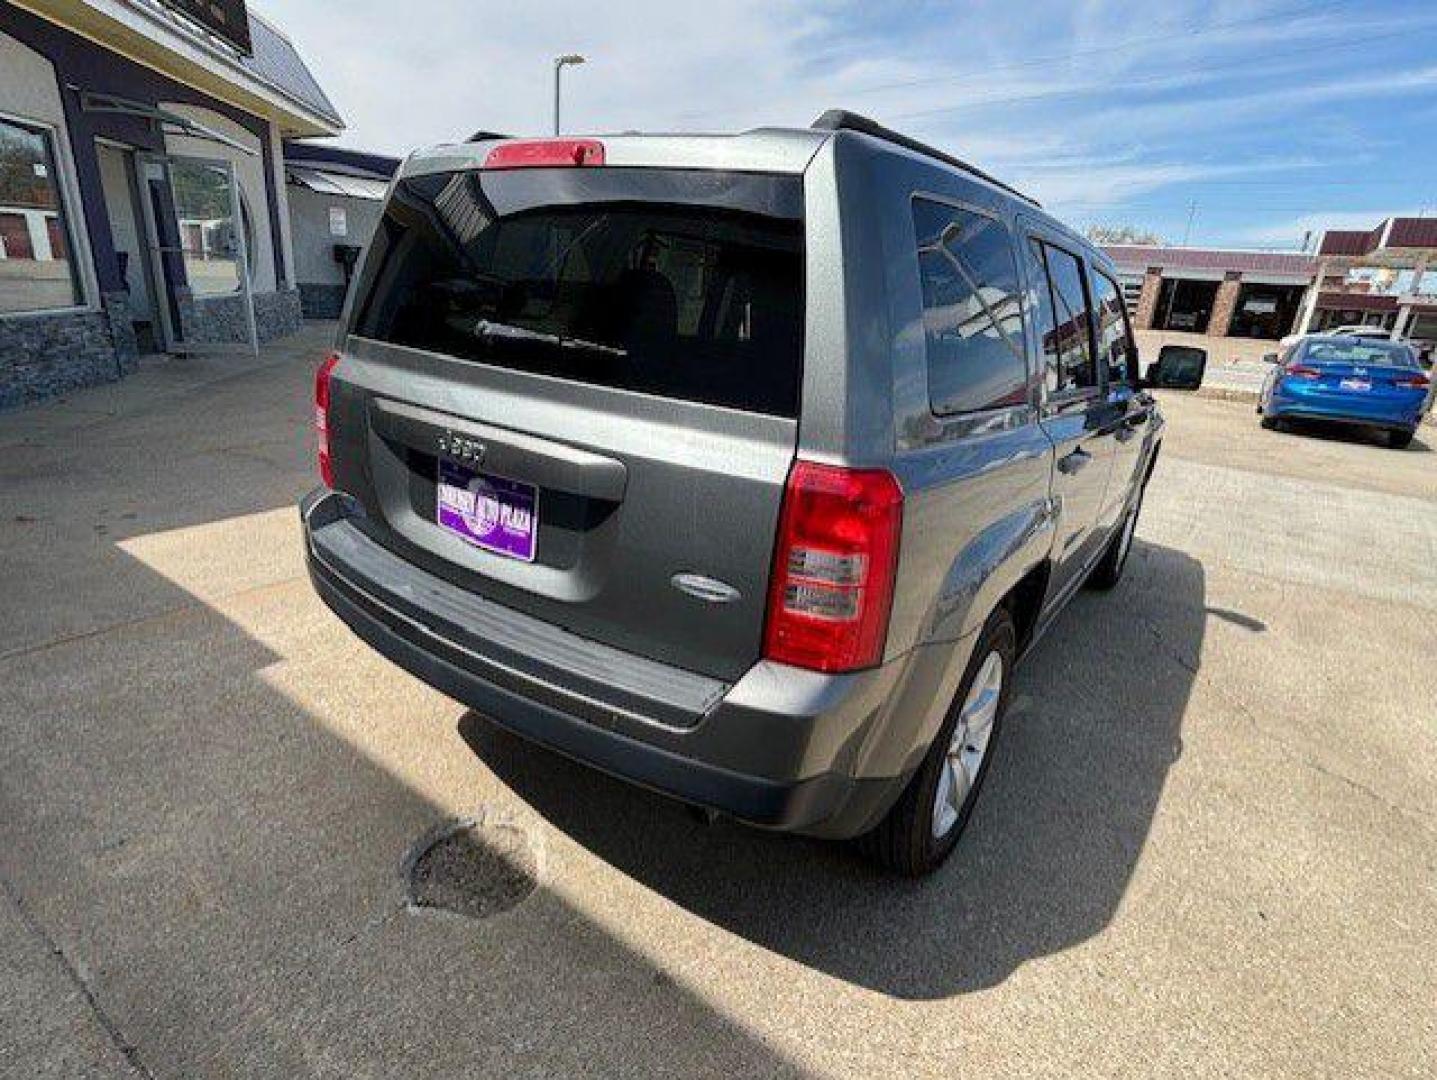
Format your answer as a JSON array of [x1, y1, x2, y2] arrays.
[[1260, 414, 1280, 430], [1087, 485, 1144, 591], [1388, 428, 1415, 449], [860, 607, 1016, 876]]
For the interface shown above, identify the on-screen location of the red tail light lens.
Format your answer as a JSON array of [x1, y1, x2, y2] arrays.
[[1396, 372, 1430, 389], [763, 461, 904, 673], [1285, 362, 1321, 379], [315, 351, 340, 487], [483, 139, 605, 169]]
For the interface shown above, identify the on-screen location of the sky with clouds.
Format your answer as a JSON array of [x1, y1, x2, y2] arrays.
[[260, 0, 1437, 249]]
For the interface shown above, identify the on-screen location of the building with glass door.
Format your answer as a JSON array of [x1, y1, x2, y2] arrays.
[[0, 0, 342, 408]]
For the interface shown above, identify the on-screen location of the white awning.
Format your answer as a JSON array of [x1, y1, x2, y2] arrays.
[[286, 165, 388, 200]]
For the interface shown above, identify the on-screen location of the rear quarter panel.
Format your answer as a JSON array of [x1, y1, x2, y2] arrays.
[[822, 136, 1058, 777]]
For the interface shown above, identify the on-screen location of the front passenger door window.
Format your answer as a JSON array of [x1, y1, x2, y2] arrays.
[[1030, 241, 1097, 395], [1092, 270, 1136, 389]]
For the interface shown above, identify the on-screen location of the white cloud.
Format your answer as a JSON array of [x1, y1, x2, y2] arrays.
[[1234, 210, 1425, 248], [251, 0, 1437, 245]]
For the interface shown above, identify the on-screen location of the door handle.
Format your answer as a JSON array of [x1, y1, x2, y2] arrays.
[[1057, 448, 1091, 475], [1114, 410, 1149, 443]]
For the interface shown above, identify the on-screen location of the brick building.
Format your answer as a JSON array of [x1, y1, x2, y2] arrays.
[[1106, 217, 1437, 358]]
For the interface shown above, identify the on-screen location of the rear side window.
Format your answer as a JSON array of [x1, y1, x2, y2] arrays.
[[1092, 269, 1136, 386], [913, 198, 1027, 415], [354, 168, 805, 416], [1027, 240, 1097, 395]]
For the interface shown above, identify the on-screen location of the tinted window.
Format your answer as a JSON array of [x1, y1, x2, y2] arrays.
[[1092, 270, 1134, 386], [912, 199, 1027, 414], [355, 169, 805, 416], [1030, 241, 1096, 394], [1300, 338, 1418, 368]]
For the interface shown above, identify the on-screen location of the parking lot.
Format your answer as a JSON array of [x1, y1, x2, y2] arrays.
[[2, 322, 1434, 1078]]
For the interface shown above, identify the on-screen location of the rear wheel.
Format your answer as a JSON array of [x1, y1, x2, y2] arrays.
[[860, 607, 1015, 876], [1388, 428, 1415, 449], [1260, 413, 1280, 430]]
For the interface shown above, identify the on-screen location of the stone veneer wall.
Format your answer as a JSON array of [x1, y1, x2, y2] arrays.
[[1, 288, 302, 410], [176, 287, 303, 346], [0, 291, 137, 410]]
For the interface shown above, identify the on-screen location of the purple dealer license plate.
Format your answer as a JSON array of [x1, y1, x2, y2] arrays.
[[436, 459, 538, 562]]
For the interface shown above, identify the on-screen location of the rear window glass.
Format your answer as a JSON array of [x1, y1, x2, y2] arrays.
[[912, 198, 1027, 415], [1300, 339, 1418, 367], [354, 168, 805, 416]]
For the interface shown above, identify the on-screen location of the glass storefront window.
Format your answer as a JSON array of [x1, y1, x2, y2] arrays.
[[0, 117, 82, 314]]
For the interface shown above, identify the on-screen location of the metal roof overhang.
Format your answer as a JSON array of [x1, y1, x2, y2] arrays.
[[286, 165, 389, 200], [13, 0, 341, 137], [77, 90, 258, 153]]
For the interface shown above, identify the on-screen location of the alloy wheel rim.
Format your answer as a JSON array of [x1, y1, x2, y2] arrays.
[[932, 650, 1003, 839]]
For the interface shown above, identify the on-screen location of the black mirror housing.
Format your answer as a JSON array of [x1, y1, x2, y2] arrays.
[[1143, 345, 1207, 391]]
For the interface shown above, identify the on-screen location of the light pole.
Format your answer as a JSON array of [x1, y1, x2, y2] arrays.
[[553, 54, 585, 135]]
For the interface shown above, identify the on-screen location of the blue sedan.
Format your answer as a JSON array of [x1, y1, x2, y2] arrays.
[[1259, 335, 1432, 449]]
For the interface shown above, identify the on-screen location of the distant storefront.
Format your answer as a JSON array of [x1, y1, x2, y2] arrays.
[[0, 0, 343, 408], [1106, 218, 1437, 356]]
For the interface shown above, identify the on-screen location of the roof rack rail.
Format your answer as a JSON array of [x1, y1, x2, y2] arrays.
[[810, 109, 1040, 208]]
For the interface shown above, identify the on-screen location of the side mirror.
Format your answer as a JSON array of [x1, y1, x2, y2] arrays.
[[1143, 345, 1206, 391], [1262, 352, 1280, 364]]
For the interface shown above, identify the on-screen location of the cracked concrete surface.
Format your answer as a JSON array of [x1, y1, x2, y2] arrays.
[[1, 326, 1434, 1077]]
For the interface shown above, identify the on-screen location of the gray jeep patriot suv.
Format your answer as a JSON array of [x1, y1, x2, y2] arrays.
[[302, 111, 1202, 874]]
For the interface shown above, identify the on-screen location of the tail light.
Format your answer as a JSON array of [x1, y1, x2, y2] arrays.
[[315, 350, 340, 486], [1396, 372, 1431, 389], [763, 461, 904, 673], [1284, 362, 1321, 379], [484, 139, 605, 169]]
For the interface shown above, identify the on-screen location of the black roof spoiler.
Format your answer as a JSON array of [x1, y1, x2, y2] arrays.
[[810, 109, 1040, 208]]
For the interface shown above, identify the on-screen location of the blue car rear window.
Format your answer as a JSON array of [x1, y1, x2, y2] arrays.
[[1301, 340, 1418, 367]]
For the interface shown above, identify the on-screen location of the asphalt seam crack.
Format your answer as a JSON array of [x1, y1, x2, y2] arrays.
[[0, 874, 154, 1079]]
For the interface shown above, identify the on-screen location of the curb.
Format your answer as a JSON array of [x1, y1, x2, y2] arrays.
[[1194, 385, 1258, 405]]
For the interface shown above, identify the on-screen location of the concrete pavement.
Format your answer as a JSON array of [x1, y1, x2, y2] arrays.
[[1, 325, 1434, 1077]]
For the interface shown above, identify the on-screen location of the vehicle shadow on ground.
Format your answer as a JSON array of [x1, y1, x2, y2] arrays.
[[462, 538, 1206, 1000], [0, 336, 806, 1076], [1272, 417, 1432, 452]]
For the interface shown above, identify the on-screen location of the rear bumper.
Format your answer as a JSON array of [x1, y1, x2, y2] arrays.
[[301, 488, 914, 837], [1267, 385, 1425, 430]]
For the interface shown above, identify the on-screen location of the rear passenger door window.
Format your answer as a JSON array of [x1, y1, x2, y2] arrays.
[[1092, 269, 1136, 388], [1026, 240, 1097, 396], [912, 198, 1027, 415]]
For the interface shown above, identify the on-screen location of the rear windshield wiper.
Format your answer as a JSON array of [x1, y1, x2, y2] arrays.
[[471, 319, 627, 358]]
